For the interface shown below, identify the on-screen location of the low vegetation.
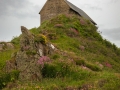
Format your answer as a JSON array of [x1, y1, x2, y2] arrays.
[[0, 14, 120, 89]]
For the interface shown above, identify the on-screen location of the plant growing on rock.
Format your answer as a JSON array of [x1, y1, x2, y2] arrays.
[[34, 34, 47, 44]]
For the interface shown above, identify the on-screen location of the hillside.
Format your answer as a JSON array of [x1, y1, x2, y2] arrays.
[[0, 14, 120, 90]]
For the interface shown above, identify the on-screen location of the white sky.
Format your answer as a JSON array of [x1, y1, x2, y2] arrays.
[[0, 0, 120, 47]]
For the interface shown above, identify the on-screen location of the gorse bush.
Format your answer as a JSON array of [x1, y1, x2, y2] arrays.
[[34, 34, 47, 44]]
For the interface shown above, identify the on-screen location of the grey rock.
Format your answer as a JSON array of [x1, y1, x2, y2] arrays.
[[5, 26, 55, 81], [0, 42, 14, 51], [6, 43, 14, 49]]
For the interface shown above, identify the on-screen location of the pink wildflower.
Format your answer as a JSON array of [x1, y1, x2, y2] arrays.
[[104, 62, 112, 68], [38, 56, 50, 68]]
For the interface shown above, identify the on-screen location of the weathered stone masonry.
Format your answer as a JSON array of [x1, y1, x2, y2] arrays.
[[39, 0, 97, 25]]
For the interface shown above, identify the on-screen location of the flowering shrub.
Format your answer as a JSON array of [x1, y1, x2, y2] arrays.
[[34, 34, 47, 44], [38, 56, 50, 68]]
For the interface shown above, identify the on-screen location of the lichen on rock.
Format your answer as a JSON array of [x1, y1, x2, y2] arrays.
[[5, 26, 55, 81]]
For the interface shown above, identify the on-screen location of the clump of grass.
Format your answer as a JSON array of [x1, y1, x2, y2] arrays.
[[0, 50, 15, 69], [29, 27, 40, 35], [0, 70, 19, 89], [85, 63, 101, 71], [74, 59, 101, 71]]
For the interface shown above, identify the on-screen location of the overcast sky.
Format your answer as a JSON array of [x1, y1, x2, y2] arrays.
[[0, 0, 120, 47]]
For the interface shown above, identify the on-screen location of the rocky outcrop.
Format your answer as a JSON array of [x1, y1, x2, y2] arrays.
[[0, 42, 14, 51], [6, 43, 14, 49], [5, 26, 55, 81], [16, 51, 41, 81]]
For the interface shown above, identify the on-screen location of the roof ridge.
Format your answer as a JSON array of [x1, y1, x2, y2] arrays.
[[64, 0, 97, 25]]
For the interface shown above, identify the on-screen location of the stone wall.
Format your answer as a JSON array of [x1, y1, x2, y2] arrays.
[[40, 0, 80, 23]]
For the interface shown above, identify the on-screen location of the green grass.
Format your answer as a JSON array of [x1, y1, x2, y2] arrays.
[[0, 50, 15, 70], [1, 14, 120, 89], [2, 71, 120, 90], [0, 70, 19, 89]]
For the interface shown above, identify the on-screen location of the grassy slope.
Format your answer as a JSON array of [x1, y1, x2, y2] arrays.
[[1, 14, 120, 89]]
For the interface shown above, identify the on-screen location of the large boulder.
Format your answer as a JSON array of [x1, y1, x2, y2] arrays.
[[16, 26, 42, 81], [16, 51, 42, 81], [5, 26, 55, 81]]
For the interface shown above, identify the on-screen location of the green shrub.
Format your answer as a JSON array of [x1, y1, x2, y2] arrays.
[[41, 61, 94, 81], [41, 62, 71, 78], [11, 36, 20, 45], [41, 64, 58, 78], [0, 70, 19, 89]]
